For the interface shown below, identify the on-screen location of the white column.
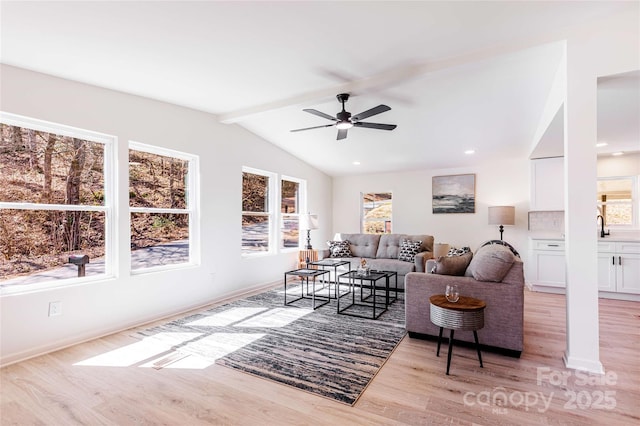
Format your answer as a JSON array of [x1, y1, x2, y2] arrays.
[[563, 40, 603, 374]]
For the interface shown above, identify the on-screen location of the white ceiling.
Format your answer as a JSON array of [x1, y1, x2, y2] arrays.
[[1, 1, 637, 176]]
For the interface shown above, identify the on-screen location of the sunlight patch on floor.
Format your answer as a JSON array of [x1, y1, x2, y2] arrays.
[[186, 307, 269, 327], [235, 307, 312, 328], [74, 332, 202, 367], [178, 332, 266, 361]]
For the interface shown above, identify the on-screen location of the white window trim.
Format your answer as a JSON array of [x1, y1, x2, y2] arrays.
[[242, 166, 277, 257], [597, 175, 639, 230], [281, 175, 307, 252], [360, 191, 393, 234], [129, 141, 200, 273], [0, 112, 116, 295], [242, 168, 307, 257]]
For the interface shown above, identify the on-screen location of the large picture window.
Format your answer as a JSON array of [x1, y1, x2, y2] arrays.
[[361, 192, 392, 234], [129, 143, 198, 271], [0, 113, 113, 292]]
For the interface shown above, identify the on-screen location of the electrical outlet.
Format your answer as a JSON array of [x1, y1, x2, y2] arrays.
[[48, 301, 62, 317]]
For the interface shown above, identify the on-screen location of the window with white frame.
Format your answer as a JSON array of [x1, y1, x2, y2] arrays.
[[281, 177, 303, 249], [361, 192, 392, 234], [242, 168, 275, 254], [597, 176, 638, 228], [129, 142, 198, 271], [0, 112, 113, 292], [242, 167, 306, 255]]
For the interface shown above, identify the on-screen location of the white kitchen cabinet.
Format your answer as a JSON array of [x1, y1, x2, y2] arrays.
[[598, 241, 640, 295], [528, 239, 566, 291], [529, 238, 639, 298], [530, 157, 564, 211], [597, 251, 616, 292]]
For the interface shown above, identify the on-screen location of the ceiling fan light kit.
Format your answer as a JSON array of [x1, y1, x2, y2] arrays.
[[291, 93, 396, 140]]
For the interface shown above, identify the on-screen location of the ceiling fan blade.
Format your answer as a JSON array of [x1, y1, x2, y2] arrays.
[[351, 104, 391, 121], [337, 128, 348, 140], [303, 109, 338, 121], [290, 124, 335, 132], [353, 122, 397, 131]]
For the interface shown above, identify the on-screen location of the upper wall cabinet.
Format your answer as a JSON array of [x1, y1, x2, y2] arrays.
[[530, 157, 564, 211]]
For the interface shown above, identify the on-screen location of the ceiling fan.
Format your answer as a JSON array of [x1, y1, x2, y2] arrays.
[[290, 93, 397, 140]]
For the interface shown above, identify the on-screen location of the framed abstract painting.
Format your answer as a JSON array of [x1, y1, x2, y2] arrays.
[[432, 174, 476, 214]]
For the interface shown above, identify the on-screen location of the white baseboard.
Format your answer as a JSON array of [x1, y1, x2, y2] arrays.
[[0, 280, 278, 368]]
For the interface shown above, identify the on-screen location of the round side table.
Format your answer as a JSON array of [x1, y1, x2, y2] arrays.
[[429, 294, 486, 375]]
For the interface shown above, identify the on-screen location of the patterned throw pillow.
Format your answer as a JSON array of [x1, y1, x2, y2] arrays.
[[447, 246, 471, 256], [398, 240, 422, 262], [327, 240, 352, 257]]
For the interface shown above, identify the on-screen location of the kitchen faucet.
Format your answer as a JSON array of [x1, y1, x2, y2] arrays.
[[597, 215, 610, 238]]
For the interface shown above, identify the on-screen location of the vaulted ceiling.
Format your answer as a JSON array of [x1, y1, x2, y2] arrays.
[[1, 1, 637, 176]]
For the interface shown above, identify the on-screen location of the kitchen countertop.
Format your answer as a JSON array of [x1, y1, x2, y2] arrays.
[[529, 232, 640, 242]]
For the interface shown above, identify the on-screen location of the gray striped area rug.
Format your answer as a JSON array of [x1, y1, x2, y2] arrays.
[[135, 284, 406, 405]]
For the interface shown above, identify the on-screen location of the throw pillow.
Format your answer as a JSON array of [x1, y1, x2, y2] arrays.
[[327, 240, 352, 257], [466, 244, 515, 282], [447, 246, 471, 256], [432, 252, 473, 276], [398, 240, 422, 262]]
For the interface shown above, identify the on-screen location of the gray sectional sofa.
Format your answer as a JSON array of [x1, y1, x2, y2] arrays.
[[318, 233, 434, 290], [404, 243, 525, 357]]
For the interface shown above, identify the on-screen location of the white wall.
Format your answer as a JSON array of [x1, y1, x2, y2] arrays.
[[332, 160, 530, 257], [0, 65, 332, 365], [598, 153, 640, 177]]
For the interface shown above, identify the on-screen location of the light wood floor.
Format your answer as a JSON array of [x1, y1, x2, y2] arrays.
[[1, 289, 638, 425]]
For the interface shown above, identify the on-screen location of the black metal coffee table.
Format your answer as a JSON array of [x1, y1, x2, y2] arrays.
[[284, 268, 331, 310], [307, 258, 351, 298], [337, 270, 392, 319]]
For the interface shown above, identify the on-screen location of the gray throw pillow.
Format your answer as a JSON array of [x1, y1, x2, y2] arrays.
[[467, 244, 515, 282], [433, 252, 473, 276]]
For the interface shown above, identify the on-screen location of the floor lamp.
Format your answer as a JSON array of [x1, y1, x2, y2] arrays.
[[488, 206, 515, 240]]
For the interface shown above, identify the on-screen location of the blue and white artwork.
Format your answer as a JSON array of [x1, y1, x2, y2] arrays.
[[432, 174, 475, 214]]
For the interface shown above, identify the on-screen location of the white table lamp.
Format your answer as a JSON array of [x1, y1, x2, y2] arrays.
[[300, 213, 319, 249]]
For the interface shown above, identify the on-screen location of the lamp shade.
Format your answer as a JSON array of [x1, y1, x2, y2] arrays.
[[434, 243, 451, 258], [300, 213, 319, 230], [488, 206, 515, 225]]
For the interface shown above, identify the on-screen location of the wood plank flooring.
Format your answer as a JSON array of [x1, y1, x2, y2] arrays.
[[1, 289, 638, 425]]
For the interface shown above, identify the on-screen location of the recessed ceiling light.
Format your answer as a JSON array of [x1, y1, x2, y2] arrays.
[[464, 150, 475, 155], [352, 161, 361, 165], [595, 142, 608, 147], [612, 152, 624, 156]]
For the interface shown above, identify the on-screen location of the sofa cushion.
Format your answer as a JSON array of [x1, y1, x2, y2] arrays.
[[432, 252, 473, 276], [398, 240, 422, 262], [466, 244, 515, 282], [375, 234, 404, 258], [367, 258, 416, 276], [327, 240, 352, 257], [340, 233, 380, 258]]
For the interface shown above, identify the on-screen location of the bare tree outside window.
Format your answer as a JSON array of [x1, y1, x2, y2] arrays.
[[0, 121, 108, 286], [242, 171, 271, 253], [129, 147, 192, 270], [281, 179, 300, 248]]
